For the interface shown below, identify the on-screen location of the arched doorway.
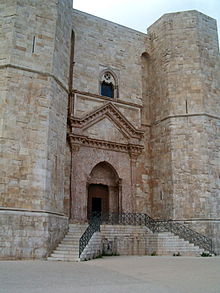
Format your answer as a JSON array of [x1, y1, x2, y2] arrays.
[[87, 162, 120, 219], [88, 184, 109, 216]]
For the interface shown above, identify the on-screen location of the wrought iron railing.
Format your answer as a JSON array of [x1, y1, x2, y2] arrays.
[[79, 213, 102, 256], [100, 212, 155, 229], [151, 220, 213, 253], [79, 212, 214, 257]]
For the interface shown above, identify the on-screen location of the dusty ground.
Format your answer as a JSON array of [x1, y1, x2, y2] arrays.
[[1, 256, 220, 293]]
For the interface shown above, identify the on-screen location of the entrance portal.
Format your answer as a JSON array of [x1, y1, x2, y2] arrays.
[[87, 162, 120, 220], [88, 184, 109, 216]]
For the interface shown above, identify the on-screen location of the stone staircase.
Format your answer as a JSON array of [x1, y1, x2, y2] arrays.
[[146, 232, 205, 256], [47, 223, 207, 262], [47, 224, 88, 262]]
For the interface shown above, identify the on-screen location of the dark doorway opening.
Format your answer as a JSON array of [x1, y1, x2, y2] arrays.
[[88, 184, 109, 219], [92, 197, 102, 213]]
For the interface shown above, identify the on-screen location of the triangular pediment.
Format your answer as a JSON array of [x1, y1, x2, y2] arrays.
[[83, 116, 129, 144], [70, 102, 144, 139]]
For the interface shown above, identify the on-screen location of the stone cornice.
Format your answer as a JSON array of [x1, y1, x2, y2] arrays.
[[0, 64, 69, 93], [0, 207, 67, 217], [153, 112, 220, 126], [68, 133, 144, 155], [70, 102, 144, 139], [73, 90, 143, 109]]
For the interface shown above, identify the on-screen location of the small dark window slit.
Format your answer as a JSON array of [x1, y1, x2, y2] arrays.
[[32, 36, 35, 53], [185, 100, 188, 114]]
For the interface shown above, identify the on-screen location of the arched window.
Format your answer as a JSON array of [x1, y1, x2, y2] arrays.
[[101, 80, 114, 98], [100, 71, 117, 99]]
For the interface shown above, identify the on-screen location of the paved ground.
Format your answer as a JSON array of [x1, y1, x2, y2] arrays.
[[1, 256, 220, 293]]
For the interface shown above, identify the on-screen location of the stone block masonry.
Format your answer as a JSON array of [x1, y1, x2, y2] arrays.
[[0, 0, 220, 259], [100, 225, 147, 256], [0, 210, 68, 259], [0, 0, 73, 259]]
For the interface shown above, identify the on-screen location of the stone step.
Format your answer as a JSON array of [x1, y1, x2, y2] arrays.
[[156, 252, 202, 256], [68, 232, 86, 234], [63, 235, 81, 239], [47, 223, 88, 262], [69, 224, 88, 228], [64, 232, 81, 236], [61, 240, 78, 243], [48, 224, 208, 262], [101, 229, 146, 231], [56, 247, 79, 252], [50, 255, 79, 259], [51, 251, 79, 256], [156, 246, 204, 252], [69, 226, 88, 233], [155, 240, 191, 244], [47, 256, 79, 262], [147, 235, 180, 239], [58, 244, 79, 248], [51, 253, 79, 259], [68, 229, 87, 233], [103, 233, 146, 238], [52, 244, 80, 250], [148, 232, 173, 236], [156, 247, 203, 252]]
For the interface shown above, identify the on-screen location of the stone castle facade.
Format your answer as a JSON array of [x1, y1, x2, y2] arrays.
[[0, 0, 220, 259]]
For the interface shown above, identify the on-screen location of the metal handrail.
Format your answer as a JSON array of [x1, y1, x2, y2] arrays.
[[151, 219, 213, 253], [79, 213, 102, 257], [79, 212, 214, 257]]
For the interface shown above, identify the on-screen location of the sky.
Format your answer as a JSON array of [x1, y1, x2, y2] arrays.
[[73, 0, 220, 43]]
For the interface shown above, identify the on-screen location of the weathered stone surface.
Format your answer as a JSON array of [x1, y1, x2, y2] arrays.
[[0, 210, 68, 259], [0, 1, 219, 258]]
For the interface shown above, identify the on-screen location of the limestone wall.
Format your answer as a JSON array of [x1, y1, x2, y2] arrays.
[[70, 10, 151, 219], [0, 0, 72, 213], [149, 120, 174, 219], [147, 10, 219, 121], [169, 117, 220, 220], [64, 142, 71, 218], [0, 0, 72, 259], [148, 11, 220, 222], [1, 2, 220, 258], [135, 127, 151, 214], [0, 0, 16, 66], [100, 225, 147, 256], [1, 68, 51, 210], [0, 210, 68, 259], [72, 9, 147, 106]]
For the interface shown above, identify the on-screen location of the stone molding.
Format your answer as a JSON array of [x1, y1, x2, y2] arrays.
[[69, 133, 144, 155], [153, 112, 220, 126], [72, 90, 143, 109], [69, 101, 144, 156], [70, 102, 144, 139], [0, 64, 69, 93], [71, 91, 220, 127], [0, 207, 67, 217]]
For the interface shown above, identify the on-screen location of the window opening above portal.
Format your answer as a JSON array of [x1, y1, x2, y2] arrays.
[[100, 71, 118, 99], [101, 80, 114, 98]]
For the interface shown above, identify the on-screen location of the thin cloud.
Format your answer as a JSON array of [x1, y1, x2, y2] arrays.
[[73, 0, 220, 41]]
